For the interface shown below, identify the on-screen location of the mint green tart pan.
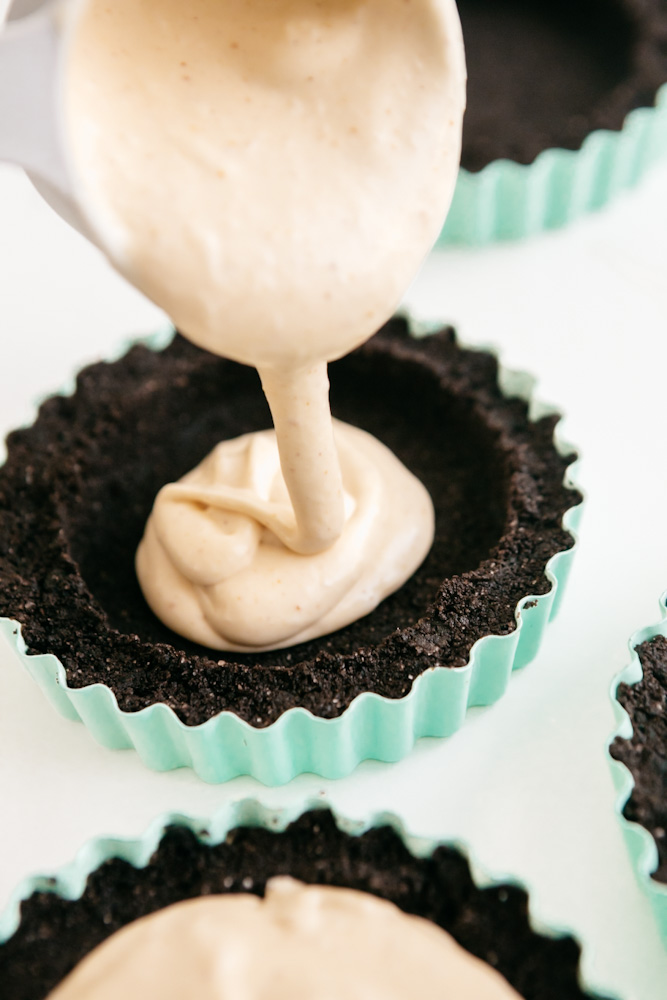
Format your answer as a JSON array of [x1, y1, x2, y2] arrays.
[[0, 799, 612, 998], [437, 83, 667, 247], [608, 592, 667, 949], [0, 325, 583, 785]]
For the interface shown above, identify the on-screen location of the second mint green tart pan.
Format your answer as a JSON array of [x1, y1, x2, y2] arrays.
[[608, 592, 667, 950], [0, 798, 612, 998], [0, 327, 583, 786], [437, 84, 667, 247]]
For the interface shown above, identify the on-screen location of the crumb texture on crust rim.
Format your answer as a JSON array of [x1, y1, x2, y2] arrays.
[[611, 633, 667, 884]]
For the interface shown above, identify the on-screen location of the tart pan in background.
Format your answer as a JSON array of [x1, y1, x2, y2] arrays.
[[608, 591, 667, 949], [438, 0, 667, 245], [0, 800, 613, 999]]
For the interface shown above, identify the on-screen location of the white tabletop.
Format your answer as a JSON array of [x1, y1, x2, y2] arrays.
[[1, 161, 666, 999]]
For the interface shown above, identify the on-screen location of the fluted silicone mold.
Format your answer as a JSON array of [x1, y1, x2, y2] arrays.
[[608, 592, 667, 949], [0, 325, 583, 785], [0, 798, 612, 998], [437, 84, 667, 246]]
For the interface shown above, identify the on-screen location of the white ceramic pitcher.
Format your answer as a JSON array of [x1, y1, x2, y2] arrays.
[[0, 0, 99, 243]]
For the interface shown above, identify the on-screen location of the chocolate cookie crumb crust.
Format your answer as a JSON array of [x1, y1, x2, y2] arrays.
[[459, 0, 667, 172], [0, 810, 601, 1000], [0, 320, 578, 727], [611, 634, 667, 883]]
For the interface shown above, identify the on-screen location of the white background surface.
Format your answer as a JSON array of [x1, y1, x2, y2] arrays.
[[1, 159, 667, 998]]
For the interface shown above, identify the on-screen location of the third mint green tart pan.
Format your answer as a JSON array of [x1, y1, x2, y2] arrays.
[[608, 592, 667, 949], [0, 799, 612, 998], [0, 322, 583, 785], [437, 83, 667, 247]]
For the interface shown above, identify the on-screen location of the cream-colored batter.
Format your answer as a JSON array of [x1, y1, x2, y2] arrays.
[[137, 420, 434, 650], [65, 0, 466, 649], [47, 878, 524, 999]]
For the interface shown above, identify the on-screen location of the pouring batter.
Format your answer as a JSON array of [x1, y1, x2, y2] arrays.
[[64, 0, 466, 650]]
